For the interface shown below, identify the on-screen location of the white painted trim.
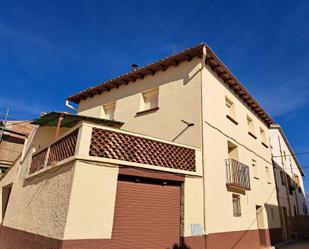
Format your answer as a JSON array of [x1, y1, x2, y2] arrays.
[[25, 152, 202, 180], [81, 121, 201, 150]]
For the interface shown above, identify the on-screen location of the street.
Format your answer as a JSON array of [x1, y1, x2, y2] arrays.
[[281, 241, 309, 249]]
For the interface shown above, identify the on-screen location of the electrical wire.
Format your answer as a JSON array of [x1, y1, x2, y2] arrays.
[[272, 151, 309, 158]]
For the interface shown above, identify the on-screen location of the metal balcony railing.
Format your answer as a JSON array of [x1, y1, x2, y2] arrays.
[[225, 158, 251, 190]]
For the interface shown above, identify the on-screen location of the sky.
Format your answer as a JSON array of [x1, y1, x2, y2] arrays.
[[0, 0, 309, 190]]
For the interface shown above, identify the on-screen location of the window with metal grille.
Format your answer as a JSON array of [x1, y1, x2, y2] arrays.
[[232, 194, 241, 217]]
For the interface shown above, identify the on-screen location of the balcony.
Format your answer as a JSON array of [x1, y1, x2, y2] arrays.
[[225, 158, 251, 191], [28, 121, 201, 177]]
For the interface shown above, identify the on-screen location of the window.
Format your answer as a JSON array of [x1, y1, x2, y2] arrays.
[[303, 204, 308, 216], [260, 127, 268, 146], [140, 88, 159, 112], [265, 166, 271, 183], [287, 176, 294, 195], [283, 151, 287, 161], [232, 194, 241, 217], [252, 159, 259, 179], [271, 208, 275, 220], [294, 174, 300, 187], [225, 97, 237, 123], [280, 171, 286, 186], [2, 185, 12, 220], [247, 116, 255, 137], [103, 102, 116, 120], [228, 141, 238, 161]]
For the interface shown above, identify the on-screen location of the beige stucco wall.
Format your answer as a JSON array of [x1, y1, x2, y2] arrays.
[[33, 126, 69, 152], [269, 128, 307, 216], [76, 56, 282, 235], [0, 126, 76, 239], [77, 58, 203, 148], [0, 159, 75, 239], [63, 161, 119, 240], [201, 64, 281, 234], [183, 175, 205, 236]]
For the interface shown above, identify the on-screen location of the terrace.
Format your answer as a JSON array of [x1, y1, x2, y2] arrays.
[[28, 112, 202, 177]]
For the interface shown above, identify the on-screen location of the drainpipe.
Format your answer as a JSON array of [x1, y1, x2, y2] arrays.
[[200, 45, 207, 244], [65, 100, 77, 112], [55, 114, 64, 139]]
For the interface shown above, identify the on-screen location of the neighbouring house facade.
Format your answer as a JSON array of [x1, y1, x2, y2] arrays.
[[0, 43, 303, 249], [0, 121, 33, 173], [269, 124, 307, 240]]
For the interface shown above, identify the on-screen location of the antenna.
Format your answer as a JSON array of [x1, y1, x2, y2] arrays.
[[0, 108, 9, 144]]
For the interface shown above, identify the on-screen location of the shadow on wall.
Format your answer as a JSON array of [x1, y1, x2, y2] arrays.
[[226, 188, 279, 249], [170, 243, 191, 249]]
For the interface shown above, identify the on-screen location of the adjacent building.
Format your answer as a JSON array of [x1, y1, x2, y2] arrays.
[[0, 43, 305, 249], [269, 124, 307, 240], [0, 121, 33, 173]]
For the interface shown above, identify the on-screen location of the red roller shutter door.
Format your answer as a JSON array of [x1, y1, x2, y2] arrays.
[[110, 177, 181, 249]]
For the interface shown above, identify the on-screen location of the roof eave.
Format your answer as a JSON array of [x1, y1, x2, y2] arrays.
[[67, 42, 273, 127]]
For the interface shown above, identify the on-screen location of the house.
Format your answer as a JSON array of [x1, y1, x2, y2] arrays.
[[269, 124, 307, 240], [0, 43, 296, 249], [0, 121, 34, 173]]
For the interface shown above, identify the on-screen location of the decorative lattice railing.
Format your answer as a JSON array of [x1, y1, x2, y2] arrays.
[[29, 126, 197, 175], [89, 128, 196, 171], [47, 130, 78, 166], [29, 129, 78, 174], [29, 148, 48, 174]]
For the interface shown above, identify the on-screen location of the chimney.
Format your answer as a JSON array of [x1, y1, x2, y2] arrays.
[[131, 64, 138, 72]]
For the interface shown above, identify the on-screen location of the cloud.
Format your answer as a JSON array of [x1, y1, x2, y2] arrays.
[[0, 95, 50, 119], [256, 82, 309, 117], [0, 21, 82, 81], [248, 47, 309, 118]]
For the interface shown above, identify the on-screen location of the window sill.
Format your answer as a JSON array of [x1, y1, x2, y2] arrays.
[[262, 142, 269, 148], [226, 115, 238, 125], [248, 131, 257, 139], [136, 107, 159, 116]]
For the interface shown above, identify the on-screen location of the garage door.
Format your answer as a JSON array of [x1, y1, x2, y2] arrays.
[[110, 175, 181, 249]]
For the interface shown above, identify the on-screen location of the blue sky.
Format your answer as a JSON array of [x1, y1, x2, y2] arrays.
[[1, 1, 309, 190]]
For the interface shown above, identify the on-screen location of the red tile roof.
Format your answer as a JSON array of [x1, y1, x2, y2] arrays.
[[67, 43, 273, 126], [3, 121, 34, 137]]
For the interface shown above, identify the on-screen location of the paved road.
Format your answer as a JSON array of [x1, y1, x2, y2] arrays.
[[281, 241, 309, 249]]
